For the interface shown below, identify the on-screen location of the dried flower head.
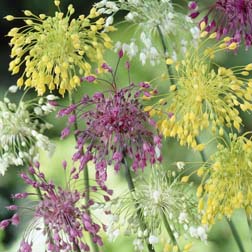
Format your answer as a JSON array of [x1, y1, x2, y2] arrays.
[[189, 0, 252, 49], [0, 91, 55, 176], [1, 161, 111, 251], [58, 54, 161, 187], [5, 1, 114, 96], [95, 0, 199, 65], [197, 134, 252, 224], [107, 165, 207, 248], [149, 36, 252, 149]]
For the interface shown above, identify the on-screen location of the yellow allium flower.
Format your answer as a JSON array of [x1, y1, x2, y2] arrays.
[[152, 37, 252, 149], [5, 2, 113, 96], [198, 134, 252, 224]]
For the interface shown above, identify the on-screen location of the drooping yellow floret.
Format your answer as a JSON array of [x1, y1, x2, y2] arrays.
[[6, 3, 114, 96], [197, 134, 252, 224], [152, 37, 252, 149]]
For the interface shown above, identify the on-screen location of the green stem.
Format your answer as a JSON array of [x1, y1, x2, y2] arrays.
[[69, 93, 99, 252], [161, 210, 181, 252], [227, 219, 246, 252], [123, 157, 156, 252], [247, 217, 252, 241], [156, 25, 175, 86]]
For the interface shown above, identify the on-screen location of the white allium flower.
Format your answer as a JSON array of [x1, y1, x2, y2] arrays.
[[155, 145, 161, 159], [46, 94, 59, 101], [95, 0, 197, 65], [197, 226, 208, 241], [140, 52, 147, 65], [189, 226, 197, 237], [0, 93, 56, 175], [105, 16, 114, 26], [148, 235, 159, 245], [179, 212, 188, 224], [133, 238, 144, 251], [8, 85, 19, 93], [190, 26, 200, 39], [152, 190, 161, 204], [0, 156, 9, 176], [108, 165, 203, 245], [189, 226, 208, 241], [176, 161, 185, 170], [116, 40, 139, 59], [95, 0, 107, 8]]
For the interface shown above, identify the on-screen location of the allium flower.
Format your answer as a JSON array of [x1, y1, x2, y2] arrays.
[[107, 166, 207, 248], [5, 1, 114, 96], [58, 55, 161, 187], [95, 0, 199, 65], [1, 161, 110, 251], [0, 91, 55, 176], [149, 36, 252, 149], [196, 134, 252, 225], [189, 0, 252, 49]]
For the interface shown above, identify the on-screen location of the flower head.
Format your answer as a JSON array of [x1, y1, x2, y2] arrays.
[[58, 55, 161, 187], [107, 165, 207, 246], [150, 36, 252, 149], [2, 161, 110, 251], [0, 93, 55, 176], [5, 2, 114, 96], [95, 0, 198, 65], [190, 0, 252, 49], [197, 134, 252, 224]]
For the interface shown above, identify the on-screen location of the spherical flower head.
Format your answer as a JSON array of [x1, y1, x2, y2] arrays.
[[0, 94, 55, 176], [6, 161, 110, 251], [197, 134, 252, 224], [191, 0, 252, 49], [108, 165, 207, 243], [152, 36, 252, 149], [95, 0, 198, 65], [5, 3, 114, 96], [59, 57, 161, 187]]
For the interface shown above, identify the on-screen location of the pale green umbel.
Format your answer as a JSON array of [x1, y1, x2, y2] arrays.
[[95, 0, 198, 65], [0, 89, 55, 175]]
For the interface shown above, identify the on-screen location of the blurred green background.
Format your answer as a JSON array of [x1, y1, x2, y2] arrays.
[[1, 1, 252, 252]]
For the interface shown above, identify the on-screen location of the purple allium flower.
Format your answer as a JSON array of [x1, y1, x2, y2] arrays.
[[191, 0, 252, 49], [2, 162, 110, 252], [58, 56, 162, 188]]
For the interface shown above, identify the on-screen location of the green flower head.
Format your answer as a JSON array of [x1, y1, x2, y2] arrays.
[[0, 88, 55, 176], [107, 165, 205, 246], [95, 0, 198, 66]]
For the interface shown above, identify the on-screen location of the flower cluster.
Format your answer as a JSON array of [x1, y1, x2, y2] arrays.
[[5, 1, 114, 96], [0, 90, 55, 176], [95, 0, 199, 65], [149, 36, 252, 149], [189, 0, 252, 49], [1, 161, 111, 252], [59, 58, 162, 187], [2, 0, 252, 251], [107, 165, 207, 250], [197, 134, 252, 224]]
